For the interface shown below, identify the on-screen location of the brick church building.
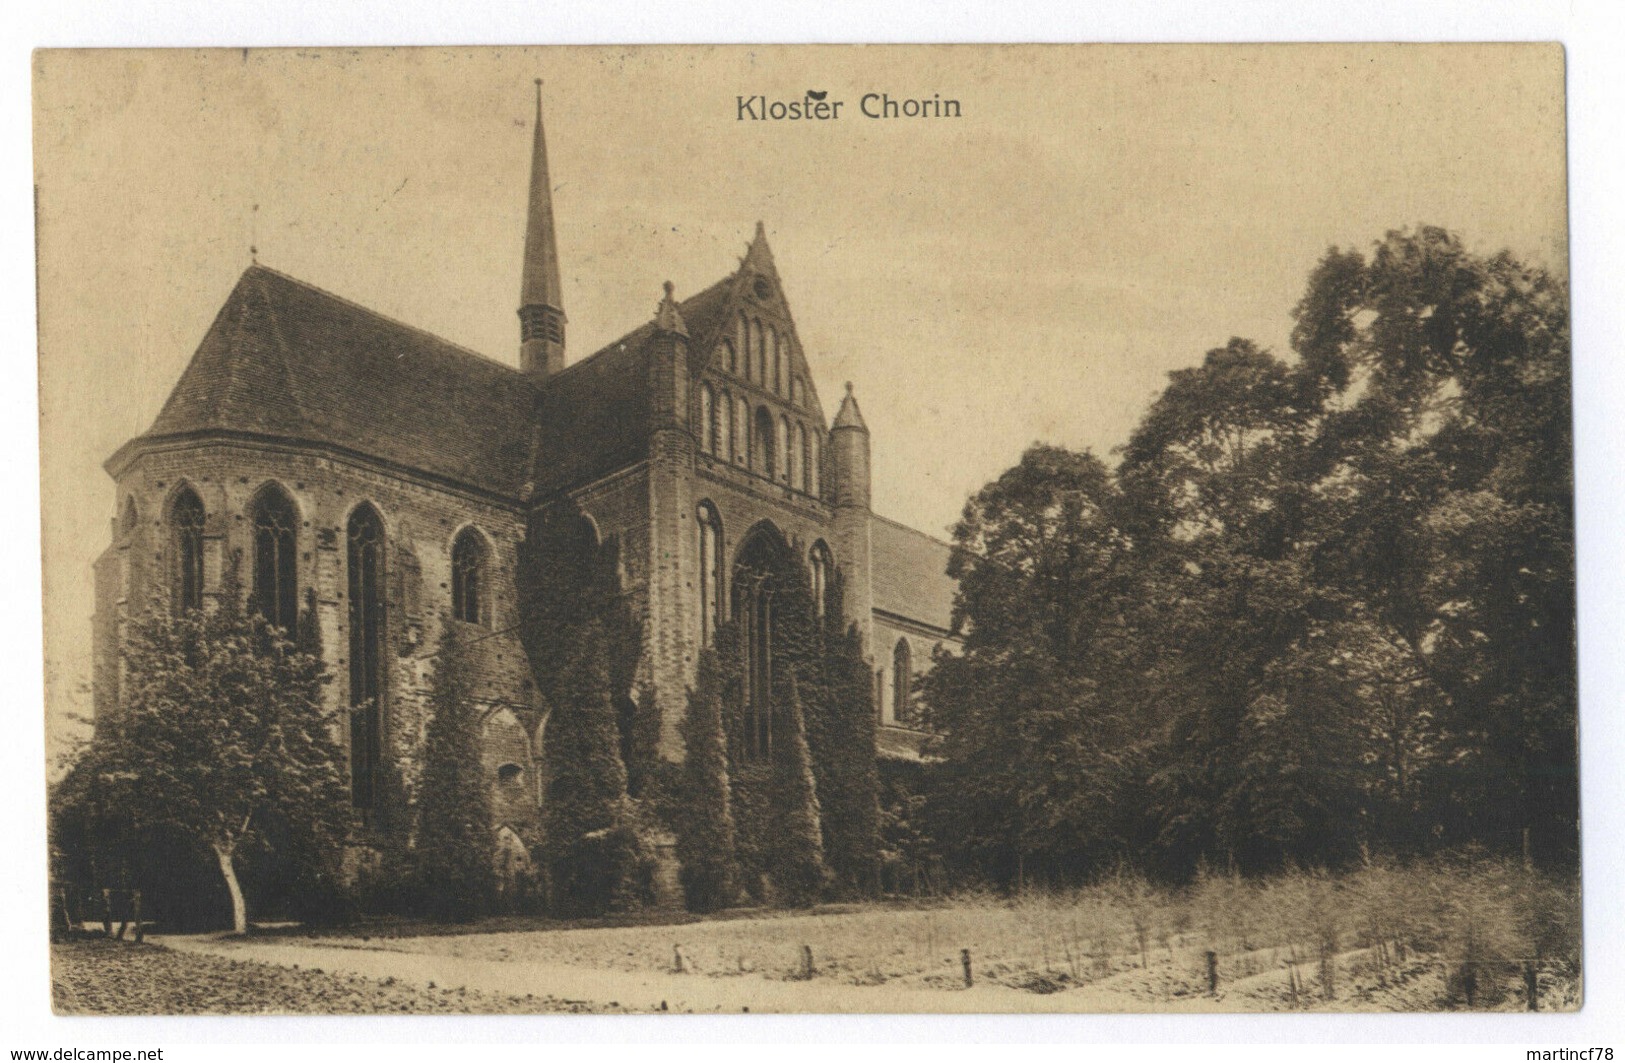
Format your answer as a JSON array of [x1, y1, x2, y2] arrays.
[[92, 85, 957, 874]]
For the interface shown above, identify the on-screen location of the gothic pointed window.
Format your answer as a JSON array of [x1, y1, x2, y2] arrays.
[[755, 319, 768, 385], [697, 501, 723, 645], [733, 526, 787, 761], [700, 382, 716, 455], [736, 317, 749, 376], [736, 396, 750, 465], [170, 488, 205, 613], [809, 431, 822, 497], [893, 639, 914, 726], [250, 486, 298, 631], [722, 339, 737, 375], [347, 504, 386, 811], [791, 422, 807, 491], [768, 326, 782, 393], [755, 405, 776, 479], [718, 389, 733, 463], [809, 541, 832, 619], [776, 415, 791, 483], [451, 527, 488, 626], [744, 319, 757, 381]]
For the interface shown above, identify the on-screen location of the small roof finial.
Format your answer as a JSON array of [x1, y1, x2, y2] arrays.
[[845, 381, 853, 394], [656, 280, 688, 337]]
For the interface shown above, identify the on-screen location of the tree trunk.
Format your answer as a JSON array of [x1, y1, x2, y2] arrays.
[[214, 842, 248, 935]]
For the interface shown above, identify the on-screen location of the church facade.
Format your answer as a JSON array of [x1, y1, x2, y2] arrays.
[[91, 86, 957, 864]]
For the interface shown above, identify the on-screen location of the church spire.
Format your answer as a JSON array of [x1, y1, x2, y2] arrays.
[[519, 78, 566, 377]]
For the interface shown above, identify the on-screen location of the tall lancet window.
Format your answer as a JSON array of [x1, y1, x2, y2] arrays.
[[755, 320, 768, 384], [733, 528, 786, 762], [792, 423, 807, 492], [170, 488, 205, 613], [736, 396, 750, 464], [718, 390, 733, 463], [744, 319, 757, 381], [776, 416, 791, 483], [697, 502, 723, 645], [347, 504, 386, 812], [451, 527, 487, 626], [737, 318, 749, 377], [250, 486, 299, 632], [810, 541, 832, 619], [768, 326, 782, 393], [893, 639, 914, 726], [809, 431, 822, 497], [700, 382, 716, 454], [755, 406, 776, 479]]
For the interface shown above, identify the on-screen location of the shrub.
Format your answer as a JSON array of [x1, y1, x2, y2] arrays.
[[675, 649, 739, 912]]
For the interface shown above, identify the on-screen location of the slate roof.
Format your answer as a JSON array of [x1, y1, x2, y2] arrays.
[[870, 514, 957, 634], [120, 265, 740, 500]]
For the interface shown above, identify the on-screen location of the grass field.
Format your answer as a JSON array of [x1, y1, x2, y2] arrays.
[[55, 856, 1581, 1014]]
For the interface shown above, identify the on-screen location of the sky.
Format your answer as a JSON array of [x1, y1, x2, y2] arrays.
[[33, 44, 1568, 746]]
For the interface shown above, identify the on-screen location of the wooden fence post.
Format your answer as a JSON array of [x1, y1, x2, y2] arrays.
[[673, 944, 686, 974], [1525, 961, 1538, 1011], [100, 888, 113, 938], [1206, 950, 1219, 995], [961, 948, 973, 988], [132, 891, 144, 944], [800, 945, 814, 980]]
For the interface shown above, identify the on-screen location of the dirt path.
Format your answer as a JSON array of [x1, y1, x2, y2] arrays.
[[158, 933, 1234, 1014]]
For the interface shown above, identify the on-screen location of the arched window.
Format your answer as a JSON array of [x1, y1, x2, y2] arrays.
[[347, 504, 386, 811], [697, 501, 723, 645], [250, 486, 298, 631], [744, 319, 757, 381], [790, 376, 801, 408], [734, 526, 788, 761], [722, 339, 737, 375], [736, 396, 750, 464], [776, 416, 790, 483], [810, 541, 832, 619], [736, 317, 749, 376], [893, 639, 914, 726], [768, 326, 782, 393], [755, 320, 768, 385], [451, 527, 488, 625], [755, 406, 776, 479], [718, 389, 733, 463], [699, 382, 716, 455], [792, 422, 807, 491], [169, 489, 204, 612], [809, 431, 822, 497]]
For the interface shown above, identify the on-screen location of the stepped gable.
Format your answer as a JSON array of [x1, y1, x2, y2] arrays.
[[870, 514, 957, 633], [127, 265, 539, 497]]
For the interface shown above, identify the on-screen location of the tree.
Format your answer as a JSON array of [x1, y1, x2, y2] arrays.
[[769, 670, 826, 906], [414, 615, 496, 921], [541, 617, 651, 915], [923, 444, 1150, 885], [1292, 227, 1576, 863], [675, 648, 738, 912], [80, 589, 348, 933], [922, 226, 1574, 879]]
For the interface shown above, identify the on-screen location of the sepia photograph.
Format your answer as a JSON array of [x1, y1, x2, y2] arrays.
[[33, 44, 1578, 1017]]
